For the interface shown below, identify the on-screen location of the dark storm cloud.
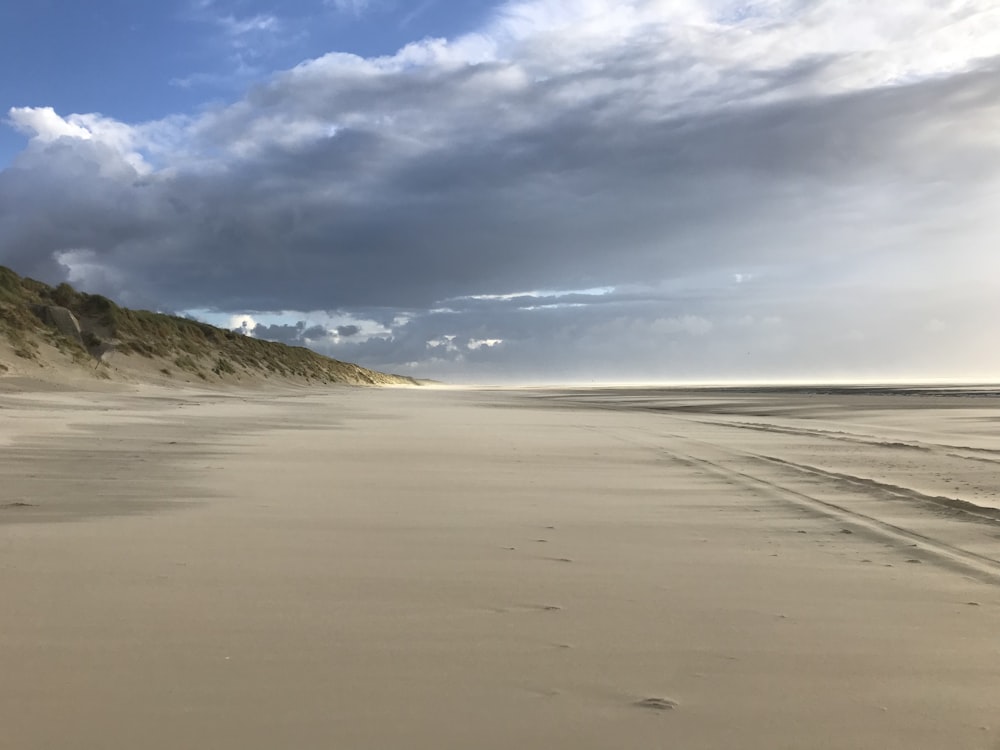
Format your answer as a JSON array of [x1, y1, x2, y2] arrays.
[[251, 321, 310, 344], [5, 62, 998, 312], [302, 324, 329, 339], [3, 0, 1000, 379]]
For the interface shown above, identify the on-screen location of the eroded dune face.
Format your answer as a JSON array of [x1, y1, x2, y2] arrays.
[[2, 385, 999, 750]]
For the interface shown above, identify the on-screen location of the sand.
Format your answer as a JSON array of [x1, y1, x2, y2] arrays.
[[2, 382, 1000, 749]]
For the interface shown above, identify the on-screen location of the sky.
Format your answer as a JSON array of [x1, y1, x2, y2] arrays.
[[1, 0, 999, 384]]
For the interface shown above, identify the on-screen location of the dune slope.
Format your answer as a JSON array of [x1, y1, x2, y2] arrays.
[[0, 265, 417, 387]]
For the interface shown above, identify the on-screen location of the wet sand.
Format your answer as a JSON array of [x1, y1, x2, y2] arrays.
[[2, 384, 1000, 749]]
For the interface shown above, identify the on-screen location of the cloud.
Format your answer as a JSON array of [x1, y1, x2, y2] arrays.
[[174, 2, 298, 87], [7, 106, 158, 174], [8, 107, 93, 142], [399, 0, 437, 28], [295, 280, 1000, 383], [3, 0, 1000, 381], [250, 321, 309, 345], [327, 0, 376, 16], [229, 314, 258, 331], [215, 12, 289, 60], [218, 13, 280, 39]]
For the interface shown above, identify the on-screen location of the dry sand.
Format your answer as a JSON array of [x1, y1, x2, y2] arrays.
[[2, 382, 1000, 749]]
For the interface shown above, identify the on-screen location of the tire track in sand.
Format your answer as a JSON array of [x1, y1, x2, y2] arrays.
[[588, 422, 1000, 585]]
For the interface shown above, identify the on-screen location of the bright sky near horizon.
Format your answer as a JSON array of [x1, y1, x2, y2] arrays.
[[2, 0, 999, 383]]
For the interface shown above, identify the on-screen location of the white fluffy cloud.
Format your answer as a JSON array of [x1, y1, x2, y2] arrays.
[[3, 0, 1000, 381], [8, 107, 93, 142]]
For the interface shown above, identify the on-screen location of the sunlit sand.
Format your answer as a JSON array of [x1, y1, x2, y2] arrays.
[[2, 382, 999, 749]]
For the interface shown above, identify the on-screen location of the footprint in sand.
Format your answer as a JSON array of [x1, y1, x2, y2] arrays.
[[492, 604, 563, 614], [634, 697, 678, 711]]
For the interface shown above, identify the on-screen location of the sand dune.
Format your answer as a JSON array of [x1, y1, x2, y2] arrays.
[[2, 383, 1000, 749]]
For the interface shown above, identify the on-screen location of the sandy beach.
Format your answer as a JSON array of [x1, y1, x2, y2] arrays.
[[2, 383, 1000, 749]]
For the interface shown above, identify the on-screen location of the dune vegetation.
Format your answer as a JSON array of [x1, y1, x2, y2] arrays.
[[0, 265, 417, 386]]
